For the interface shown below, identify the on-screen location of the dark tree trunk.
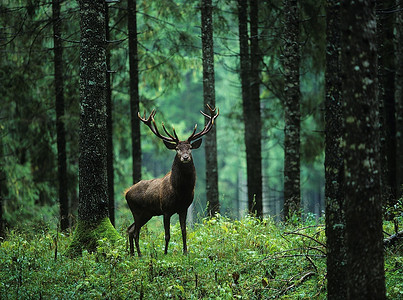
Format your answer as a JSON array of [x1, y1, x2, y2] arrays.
[[105, 2, 115, 226], [201, 0, 220, 216], [237, 0, 250, 212], [378, 0, 397, 210], [52, 0, 69, 231], [238, 0, 262, 217], [282, 0, 301, 220], [77, 0, 109, 222], [128, 0, 142, 184], [0, 144, 5, 238], [0, 193, 3, 239], [341, 0, 386, 298], [248, 0, 263, 218], [396, 1, 403, 198], [324, 1, 347, 298], [66, 0, 120, 257]]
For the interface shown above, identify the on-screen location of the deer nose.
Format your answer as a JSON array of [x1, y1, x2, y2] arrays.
[[182, 154, 190, 162]]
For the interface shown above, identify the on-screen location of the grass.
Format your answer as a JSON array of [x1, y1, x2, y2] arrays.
[[0, 215, 402, 299]]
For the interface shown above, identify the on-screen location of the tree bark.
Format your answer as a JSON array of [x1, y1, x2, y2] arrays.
[[52, 0, 69, 231], [0, 144, 5, 238], [341, 0, 386, 298], [128, 0, 142, 185], [324, 1, 347, 298], [238, 0, 263, 217], [105, 2, 115, 226], [396, 0, 403, 198], [66, 0, 120, 257], [282, 0, 301, 220], [378, 0, 397, 211], [248, 0, 263, 218], [201, 0, 220, 217]]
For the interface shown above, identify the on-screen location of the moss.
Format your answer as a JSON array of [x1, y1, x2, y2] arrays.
[[65, 217, 122, 257]]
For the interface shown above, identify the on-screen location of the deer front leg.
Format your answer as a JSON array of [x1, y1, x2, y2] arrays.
[[163, 214, 171, 254], [179, 212, 188, 254]]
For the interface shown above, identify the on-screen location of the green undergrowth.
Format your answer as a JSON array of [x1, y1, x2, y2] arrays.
[[65, 217, 122, 257], [0, 215, 402, 299]]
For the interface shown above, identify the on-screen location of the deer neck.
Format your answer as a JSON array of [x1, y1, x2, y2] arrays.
[[170, 155, 196, 190]]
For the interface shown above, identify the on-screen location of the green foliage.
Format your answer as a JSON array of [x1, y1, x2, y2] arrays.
[[0, 216, 323, 299], [0, 0, 80, 230], [385, 246, 403, 298], [2, 216, 401, 298], [383, 213, 403, 298], [0, 216, 396, 299]]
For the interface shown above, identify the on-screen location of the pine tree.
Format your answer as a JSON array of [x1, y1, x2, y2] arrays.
[[66, 0, 120, 256], [105, 1, 115, 226], [128, 0, 142, 185], [341, 0, 386, 297], [201, 0, 220, 216], [248, 0, 263, 217], [238, 0, 263, 217], [378, 0, 397, 210], [282, 0, 301, 220], [53, 0, 69, 231], [396, 0, 403, 198], [324, 1, 346, 298]]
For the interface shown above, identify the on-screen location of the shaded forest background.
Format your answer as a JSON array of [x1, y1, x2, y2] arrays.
[[1, 0, 403, 298], [0, 0, 328, 231], [1, 0, 402, 238]]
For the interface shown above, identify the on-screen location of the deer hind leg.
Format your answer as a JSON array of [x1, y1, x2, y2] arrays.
[[133, 224, 142, 257], [163, 214, 172, 254], [130, 215, 152, 257], [179, 212, 188, 254], [127, 223, 136, 256]]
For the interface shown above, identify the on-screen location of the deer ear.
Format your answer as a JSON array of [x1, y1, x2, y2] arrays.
[[163, 140, 177, 150], [190, 139, 202, 149]]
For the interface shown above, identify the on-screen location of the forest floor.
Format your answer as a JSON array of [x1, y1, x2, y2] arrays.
[[0, 215, 402, 299]]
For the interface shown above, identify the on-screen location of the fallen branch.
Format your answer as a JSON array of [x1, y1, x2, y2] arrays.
[[283, 231, 326, 248], [280, 272, 315, 296], [305, 255, 318, 273], [288, 225, 325, 233], [306, 245, 327, 256], [383, 230, 403, 247]]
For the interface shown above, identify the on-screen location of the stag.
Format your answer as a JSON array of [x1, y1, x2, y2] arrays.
[[125, 105, 219, 256]]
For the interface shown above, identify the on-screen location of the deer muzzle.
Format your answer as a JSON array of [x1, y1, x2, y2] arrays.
[[181, 154, 191, 163]]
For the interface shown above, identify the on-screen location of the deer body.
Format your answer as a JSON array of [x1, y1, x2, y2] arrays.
[[126, 107, 218, 256]]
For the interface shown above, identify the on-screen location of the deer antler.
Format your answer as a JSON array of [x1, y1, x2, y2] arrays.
[[187, 104, 219, 142], [138, 110, 179, 144]]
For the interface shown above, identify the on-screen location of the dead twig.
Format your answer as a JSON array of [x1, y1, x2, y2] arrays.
[[283, 231, 326, 248], [279, 272, 315, 296], [306, 245, 327, 256], [305, 255, 318, 273]]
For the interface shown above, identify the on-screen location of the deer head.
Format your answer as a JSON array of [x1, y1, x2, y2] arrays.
[[138, 104, 219, 164]]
